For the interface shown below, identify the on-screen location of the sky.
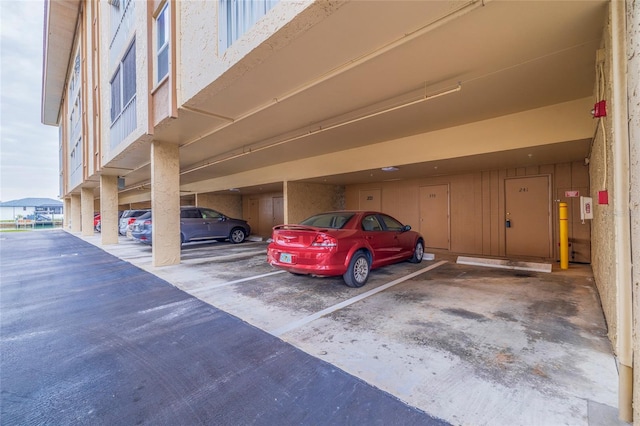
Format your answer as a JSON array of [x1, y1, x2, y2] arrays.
[[0, 0, 60, 202]]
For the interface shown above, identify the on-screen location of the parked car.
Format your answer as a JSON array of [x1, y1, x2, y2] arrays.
[[119, 209, 150, 235], [94, 213, 101, 232], [267, 211, 424, 288], [130, 206, 251, 245]]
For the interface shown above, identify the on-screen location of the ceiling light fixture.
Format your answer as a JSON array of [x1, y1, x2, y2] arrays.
[[381, 166, 399, 172]]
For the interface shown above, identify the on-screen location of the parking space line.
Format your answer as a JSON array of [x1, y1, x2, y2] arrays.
[[270, 260, 448, 337], [180, 250, 267, 265], [191, 270, 287, 294]]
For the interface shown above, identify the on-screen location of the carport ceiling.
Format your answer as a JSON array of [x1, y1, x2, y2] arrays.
[[201, 139, 591, 195], [121, 1, 607, 192], [299, 139, 592, 187]]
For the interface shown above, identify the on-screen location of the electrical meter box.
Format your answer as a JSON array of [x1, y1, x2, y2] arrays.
[[580, 196, 593, 221]]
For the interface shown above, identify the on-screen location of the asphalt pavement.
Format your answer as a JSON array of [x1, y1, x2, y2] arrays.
[[0, 230, 448, 425]]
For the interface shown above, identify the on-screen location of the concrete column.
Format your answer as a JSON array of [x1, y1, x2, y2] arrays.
[[151, 140, 180, 266], [100, 175, 119, 245], [70, 194, 81, 233], [195, 192, 242, 218], [285, 181, 344, 224], [63, 197, 71, 230], [81, 187, 94, 236]]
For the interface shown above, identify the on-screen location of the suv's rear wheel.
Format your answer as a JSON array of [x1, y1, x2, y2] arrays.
[[229, 228, 246, 244]]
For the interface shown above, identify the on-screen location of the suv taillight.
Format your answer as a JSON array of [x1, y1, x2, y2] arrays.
[[311, 234, 337, 247], [128, 218, 136, 225]]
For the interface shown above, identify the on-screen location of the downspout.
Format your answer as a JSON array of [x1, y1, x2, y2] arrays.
[[611, 1, 633, 422]]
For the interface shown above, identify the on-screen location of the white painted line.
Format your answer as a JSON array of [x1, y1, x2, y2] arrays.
[[191, 270, 287, 293], [456, 256, 552, 273], [270, 260, 448, 337]]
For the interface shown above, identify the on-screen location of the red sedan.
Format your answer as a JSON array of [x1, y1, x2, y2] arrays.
[[267, 211, 424, 287]]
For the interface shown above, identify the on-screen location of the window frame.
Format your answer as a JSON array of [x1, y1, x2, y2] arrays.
[[109, 39, 136, 125], [218, 0, 279, 53], [155, 2, 169, 84]]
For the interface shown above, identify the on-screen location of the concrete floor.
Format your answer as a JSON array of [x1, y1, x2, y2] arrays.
[[82, 233, 625, 426]]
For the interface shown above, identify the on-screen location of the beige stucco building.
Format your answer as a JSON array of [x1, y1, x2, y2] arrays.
[[42, 0, 638, 422]]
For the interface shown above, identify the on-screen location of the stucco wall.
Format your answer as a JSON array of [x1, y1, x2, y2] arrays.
[[179, 0, 314, 105], [285, 182, 344, 224], [590, 3, 639, 419], [627, 0, 639, 420], [100, 0, 152, 166], [589, 8, 618, 351], [196, 192, 243, 219]]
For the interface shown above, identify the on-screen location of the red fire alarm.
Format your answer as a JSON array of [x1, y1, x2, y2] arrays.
[[593, 100, 607, 117], [598, 190, 609, 205]]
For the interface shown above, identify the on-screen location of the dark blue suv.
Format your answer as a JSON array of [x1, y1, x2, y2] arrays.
[[131, 207, 251, 245]]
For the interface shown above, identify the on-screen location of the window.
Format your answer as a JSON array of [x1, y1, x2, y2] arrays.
[[122, 42, 136, 106], [110, 40, 136, 124], [362, 215, 383, 232], [201, 209, 223, 220], [70, 137, 82, 172], [181, 209, 202, 219], [300, 213, 354, 229], [156, 3, 169, 82], [379, 215, 404, 231], [218, 0, 279, 52], [110, 67, 121, 122]]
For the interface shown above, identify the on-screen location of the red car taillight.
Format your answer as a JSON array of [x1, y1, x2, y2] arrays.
[[128, 218, 137, 225], [311, 234, 337, 247], [143, 220, 152, 226]]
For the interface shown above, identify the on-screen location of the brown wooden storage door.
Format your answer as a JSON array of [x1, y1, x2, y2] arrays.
[[272, 196, 284, 228], [505, 176, 551, 258], [247, 198, 259, 234], [359, 189, 381, 211], [419, 185, 450, 250]]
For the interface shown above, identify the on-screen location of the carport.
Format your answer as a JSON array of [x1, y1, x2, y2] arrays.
[[81, 232, 623, 425], [43, 0, 636, 420]]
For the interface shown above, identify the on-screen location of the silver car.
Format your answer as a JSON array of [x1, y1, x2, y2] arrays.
[[119, 209, 150, 235]]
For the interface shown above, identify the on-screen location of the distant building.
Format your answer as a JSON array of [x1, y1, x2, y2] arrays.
[[0, 198, 63, 221]]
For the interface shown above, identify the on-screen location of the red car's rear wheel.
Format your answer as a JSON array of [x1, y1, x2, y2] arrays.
[[343, 251, 370, 288]]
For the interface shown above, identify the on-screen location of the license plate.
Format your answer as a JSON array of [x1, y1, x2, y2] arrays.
[[279, 253, 293, 264]]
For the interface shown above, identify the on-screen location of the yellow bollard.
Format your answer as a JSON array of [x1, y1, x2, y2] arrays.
[[559, 202, 569, 269]]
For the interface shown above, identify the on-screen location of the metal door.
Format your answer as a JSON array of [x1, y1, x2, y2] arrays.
[[272, 196, 284, 228], [505, 176, 552, 258], [247, 198, 259, 233], [419, 185, 450, 249], [359, 189, 381, 211]]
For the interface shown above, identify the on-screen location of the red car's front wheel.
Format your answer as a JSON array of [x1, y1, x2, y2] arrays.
[[343, 251, 370, 288]]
